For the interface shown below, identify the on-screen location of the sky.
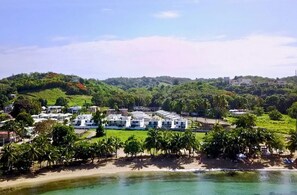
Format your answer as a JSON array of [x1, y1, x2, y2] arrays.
[[0, 0, 297, 79]]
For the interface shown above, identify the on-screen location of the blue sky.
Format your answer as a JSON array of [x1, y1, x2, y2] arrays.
[[0, 0, 297, 79]]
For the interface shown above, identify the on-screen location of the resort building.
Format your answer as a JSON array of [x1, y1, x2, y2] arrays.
[[72, 114, 97, 129], [162, 119, 176, 129], [88, 106, 99, 113], [105, 114, 131, 129], [130, 118, 145, 130], [147, 119, 162, 129], [47, 106, 63, 113], [68, 106, 82, 114], [156, 110, 188, 130], [174, 119, 188, 129], [229, 109, 248, 116], [32, 113, 72, 124]]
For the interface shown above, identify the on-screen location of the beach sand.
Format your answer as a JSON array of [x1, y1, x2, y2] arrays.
[[1, 149, 296, 192]]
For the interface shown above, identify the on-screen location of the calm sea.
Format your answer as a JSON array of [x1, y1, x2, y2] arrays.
[[8, 171, 297, 195]]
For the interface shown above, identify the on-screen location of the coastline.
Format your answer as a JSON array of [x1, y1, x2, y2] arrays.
[[1, 154, 297, 194]]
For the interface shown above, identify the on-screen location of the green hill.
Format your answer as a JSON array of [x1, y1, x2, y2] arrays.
[[22, 88, 92, 106]]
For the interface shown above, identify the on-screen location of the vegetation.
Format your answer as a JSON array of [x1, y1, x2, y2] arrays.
[[0, 72, 297, 175], [227, 114, 296, 134], [268, 109, 283, 121]]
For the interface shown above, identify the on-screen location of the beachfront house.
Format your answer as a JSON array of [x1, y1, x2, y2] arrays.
[[147, 119, 162, 129], [162, 119, 175, 129], [105, 114, 131, 129], [72, 114, 97, 129], [130, 118, 145, 130], [174, 119, 188, 129]]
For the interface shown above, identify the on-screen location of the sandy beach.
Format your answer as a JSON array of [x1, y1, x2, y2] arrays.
[[1, 150, 297, 193]]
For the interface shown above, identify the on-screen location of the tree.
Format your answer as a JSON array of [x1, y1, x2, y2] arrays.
[[144, 129, 162, 155], [55, 97, 69, 106], [212, 95, 228, 119], [38, 98, 48, 107], [74, 141, 93, 162], [107, 137, 123, 158], [268, 109, 283, 121], [52, 125, 77, 147], [288, 102, 297, 119], [16, 112, 34, 126], [169, 133, 184, 155], [182, 130, 198, 156], [233, 114, 256, 129], [253, 107, 264, 116], [0, 143, 17, 172], [91, 93, 107, 107], [0, 113, 11, 121], [11, 96, 41, 117], [124, 135, 143, 157], [34, 119, 56, 136], [31, 135, 52, 168], [93, 111, 106, 137], [287, 129, 297, 155]]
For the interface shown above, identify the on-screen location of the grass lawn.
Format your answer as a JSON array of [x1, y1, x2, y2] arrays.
[[227, 114, 296, 134], [22, 88, 92, 106], [81, 129, 206, 143]]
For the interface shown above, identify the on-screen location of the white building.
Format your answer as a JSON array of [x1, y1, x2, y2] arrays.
[[130, 118, 145, 130], [105, 114, 131, 129], [47, 106, 63, 113], [174, 119, 188, 129], [147, 119, 162, 129], [72, 114, 97, 129], [68, 106, 82, 114], [162, 119, 176, 129], [231, 78, 252, 86], [33, 113, 73, 124], [156, 110, 188, 130]]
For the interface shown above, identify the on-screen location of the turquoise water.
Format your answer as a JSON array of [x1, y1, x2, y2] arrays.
[[9, 171, 297, 195]]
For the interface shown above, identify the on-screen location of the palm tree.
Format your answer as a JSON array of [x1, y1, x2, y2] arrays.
[[108, 137, 123, 158], [0, 143, 17, 172], [169, 133, 184, 155], [182, 130, 197, 157], [287, 129, 297, 155], [145, 129, 162, 155]]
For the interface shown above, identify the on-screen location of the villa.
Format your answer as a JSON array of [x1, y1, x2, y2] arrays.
[[105, 114, 131, 129]]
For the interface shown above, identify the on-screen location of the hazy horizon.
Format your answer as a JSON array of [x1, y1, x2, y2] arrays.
[[1, 0, 297, 79]]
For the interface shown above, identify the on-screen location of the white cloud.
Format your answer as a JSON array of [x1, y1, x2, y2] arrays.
[[153, 11, 180, 19], [0, 35, 297, 79]]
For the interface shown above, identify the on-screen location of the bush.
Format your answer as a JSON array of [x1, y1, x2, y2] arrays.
[[16, 112, 34, 126], [268, 109, 283, 121], [287, 102, 297, 119]]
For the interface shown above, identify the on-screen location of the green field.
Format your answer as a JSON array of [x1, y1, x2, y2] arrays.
[[22, 88, 92, 106], [81, 129, 206, 143], [227, 114, 296, 134]]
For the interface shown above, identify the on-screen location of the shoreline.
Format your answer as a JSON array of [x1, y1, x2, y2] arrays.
[[1, 155, 297, 193]]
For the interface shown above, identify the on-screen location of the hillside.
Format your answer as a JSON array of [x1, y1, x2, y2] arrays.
[[103, 76, 192, 90], [22, 88, 92, 106], [0, 72, 296, 120]]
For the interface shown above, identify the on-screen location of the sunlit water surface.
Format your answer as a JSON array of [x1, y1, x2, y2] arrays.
[[8, 171, 297, 195]]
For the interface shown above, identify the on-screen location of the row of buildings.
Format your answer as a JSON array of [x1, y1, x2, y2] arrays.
[[72, 110, 188, 130]]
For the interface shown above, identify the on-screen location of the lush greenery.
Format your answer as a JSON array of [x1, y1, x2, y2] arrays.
[[23, 88, 92, 106], [1, 72, 296, 121], [227, 114, 296, 134]]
